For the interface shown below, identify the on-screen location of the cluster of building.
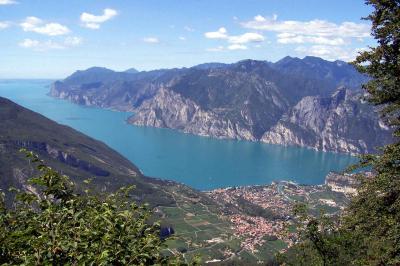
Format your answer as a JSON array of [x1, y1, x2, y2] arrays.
[[208, 178, 353, 253], [228, 214, 287, 252]]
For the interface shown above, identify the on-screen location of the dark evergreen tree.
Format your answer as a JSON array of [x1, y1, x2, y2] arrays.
[[279, 1, 400, 265]]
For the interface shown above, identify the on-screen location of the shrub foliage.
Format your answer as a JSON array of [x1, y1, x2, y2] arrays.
[[0, 150, 176, 265]]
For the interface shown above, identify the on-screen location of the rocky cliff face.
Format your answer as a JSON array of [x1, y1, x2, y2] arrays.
[[8, 140, 111, 177], [129, 87, 256, 140], [50, 79, 160, 112], [324, 171, 374, 195], [50, 56, 391, 154], [261, 88, 392, 154]]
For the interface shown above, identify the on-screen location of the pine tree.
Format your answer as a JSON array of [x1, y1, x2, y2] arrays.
[[279, 1, 400, 265], [345, 0, 400, 264]]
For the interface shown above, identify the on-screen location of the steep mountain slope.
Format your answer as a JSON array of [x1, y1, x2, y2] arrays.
[[50, 68, 184, 111], [130, 64, 290, 140], [272, 56, 367, 92], [50, 56, 389, 154], [261, 88, 392, 154], [0, 96, 176, 206]]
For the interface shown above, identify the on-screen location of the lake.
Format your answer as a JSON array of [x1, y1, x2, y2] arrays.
[[0, 80, 358, 190]]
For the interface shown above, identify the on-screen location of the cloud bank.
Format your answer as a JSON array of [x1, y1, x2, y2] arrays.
[[242, 14, 370, 45], [20, 17, 70, 36], [204, 27, 264, 51], [80, 8, 118, 29], [0, 0, 17, 5], [19, 36, 82, 51]]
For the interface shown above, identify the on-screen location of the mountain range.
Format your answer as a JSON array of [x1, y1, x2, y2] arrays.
[[50, 56, 392, 154]]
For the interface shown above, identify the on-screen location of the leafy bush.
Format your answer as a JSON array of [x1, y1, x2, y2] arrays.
[[0, 150, 186, 265]]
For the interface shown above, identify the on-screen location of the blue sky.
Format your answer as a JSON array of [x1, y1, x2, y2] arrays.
[[0, 0, 374, 78]]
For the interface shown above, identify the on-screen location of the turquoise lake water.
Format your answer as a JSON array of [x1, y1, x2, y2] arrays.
[[0, 80, 358, 190]]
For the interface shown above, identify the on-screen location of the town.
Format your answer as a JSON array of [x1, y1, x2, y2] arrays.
[[207, 173, 356, 253]]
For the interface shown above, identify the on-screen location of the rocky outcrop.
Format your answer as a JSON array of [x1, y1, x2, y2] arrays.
[[129, 88, 256, 140], [6, 140, 111, 177], [49, 80, 160, 112], [325, 172, 364, 195], [261, 88, 392, 154]]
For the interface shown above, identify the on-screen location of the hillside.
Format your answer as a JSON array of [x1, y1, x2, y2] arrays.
[[49, 56, 390, 154], [0, 96, 176, 206]]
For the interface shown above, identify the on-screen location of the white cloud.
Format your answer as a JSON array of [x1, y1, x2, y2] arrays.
[[243, 15, 370, 38], [143, 37, 159, 43], [0, 21, 10, 29], [277, 33, 345, 45], [205, 27, 228, 39], [19, 39, 40, 48], [227, 44, 247, 50], [179, 36, 186, 41], [242, 14, 370, 45], [19, 37, 82, 51], [206, 45, 254, 51], [204, 27, 264, 47], [64, 36, 82, 46], [295, 45, 366, 61], [0, 0, 17, 5], [228, 32, 264, 44], [80, 8, 117, 29], [20, 17, 70, 36], [206, 46, 225, 52], [184, 26, 195, 32]]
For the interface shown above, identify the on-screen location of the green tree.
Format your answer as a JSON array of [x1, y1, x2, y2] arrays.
[[0, 150, 188, 265], [279, 0, 400, 265], [344, 1, 400, 263]]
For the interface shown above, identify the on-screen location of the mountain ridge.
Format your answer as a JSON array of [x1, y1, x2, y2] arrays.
[[50, 56, 390, 154]]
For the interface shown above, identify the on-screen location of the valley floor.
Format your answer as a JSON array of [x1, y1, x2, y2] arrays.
[[157, 178, 352, 264]]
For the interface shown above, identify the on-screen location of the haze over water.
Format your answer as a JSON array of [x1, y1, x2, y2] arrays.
[[0, 80, 358, 190]]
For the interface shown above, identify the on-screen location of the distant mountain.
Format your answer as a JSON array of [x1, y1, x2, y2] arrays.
[[273, 56, 366, 93], [50, 56, 390, 154], [0, 97, 179, 206], [192, 62, 230, 70], [124, 68, 139, 74]]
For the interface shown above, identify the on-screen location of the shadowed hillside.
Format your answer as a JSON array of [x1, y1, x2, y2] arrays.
[[0, 96, 176, 206]]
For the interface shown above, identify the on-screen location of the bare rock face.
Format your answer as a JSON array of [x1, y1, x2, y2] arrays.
[[49, 80, 160, 112], [261, 88, 392, 154], [129, 87, 256, 140], [325, 172, 364, 195]]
